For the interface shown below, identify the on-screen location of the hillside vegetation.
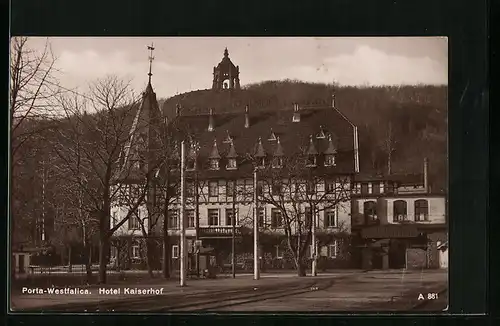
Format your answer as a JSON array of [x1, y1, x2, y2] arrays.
[[162, 80, 448, 192]]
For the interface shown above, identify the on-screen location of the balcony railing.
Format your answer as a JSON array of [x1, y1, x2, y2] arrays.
[[198, 226, 242, 239]]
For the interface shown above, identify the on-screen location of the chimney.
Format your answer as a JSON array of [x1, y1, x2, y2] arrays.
[[208, 108, 215, 132], [244, 105, 250, 128], [292, 103, 300, 122], [176, 104, 181, 116], [423, 157, 429, 193]]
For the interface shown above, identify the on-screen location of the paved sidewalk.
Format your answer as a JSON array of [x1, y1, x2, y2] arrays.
[[10, 270, 445, 311]]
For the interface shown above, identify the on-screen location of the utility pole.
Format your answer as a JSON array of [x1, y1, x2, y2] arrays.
[[195, 169, 200, 277], [311, 204, 317, 277], [180, 141, 187, 287], [231, 179, 236, 279], [253, 168, 260, 280]]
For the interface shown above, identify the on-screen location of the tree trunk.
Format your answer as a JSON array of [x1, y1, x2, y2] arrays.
[[68, 246, 72, 273], [296, 260, 307, 277], [98, 236, 109, 284], [146, 237, 154, 278], [83, 243, 92, 283]]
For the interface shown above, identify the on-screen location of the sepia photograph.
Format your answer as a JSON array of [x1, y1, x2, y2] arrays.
[[10, 37, 448, 313]]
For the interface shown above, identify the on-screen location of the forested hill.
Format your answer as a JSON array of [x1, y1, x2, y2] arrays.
[[162, 80, 448, 192]]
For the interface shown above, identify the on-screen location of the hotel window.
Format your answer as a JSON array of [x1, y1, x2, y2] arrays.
[[363, 201, 378, 224], [306, 181, 316, 194], [208, 209, 219, 226], [258, 157, 266, 168], [328, 241, 338, 258], [226, 158, 237, 170], [306, 155, 317, 167], [361, 183, 369, 194], [415, 199, 429, 221], [272, 183, 282, 195], [324, 208, 337, 228], [271, 208, 283, 228], [325, 180, 336, 194], [305, 207, 313, 228], [128, 211, 140, 230], [324, 154, 335, 166], [275, 245, 284, 259], [393, 200, 408, 221], [111, 211, 118, 228], [110, 246, 117, 259], [131, 244, 140, 258], [186, 158, 196, 171], [168, 209, 179, 229], [186, 182, 194, 197], [272, 157, 283, 168], [172, 245, 179, 259], [209, 158, 219, 170], [186, 209, 195, 228], [226, 181, 235, 198], [225, 208, 237, 226], [208, 181, 218, 197], [372, 182, 380, 194], [258, 207, 265, 227]]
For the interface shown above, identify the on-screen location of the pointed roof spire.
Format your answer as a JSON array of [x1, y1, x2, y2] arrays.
[[147, 43, 155, 85], [226, 139, 238, 158], [208, 138, 221, 159], [274, 136, 284, 156], [306, 135, 318, 155], [254, 137, 266, 157], [224, 47, 229, 57], [324, 134, 337, 154]]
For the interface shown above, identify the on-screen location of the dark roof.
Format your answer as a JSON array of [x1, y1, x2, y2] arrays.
[[354, 173, 424, 185], [166, 106, 357, 178]]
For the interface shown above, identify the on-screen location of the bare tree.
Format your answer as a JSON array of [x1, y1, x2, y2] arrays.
[[51, 76, 163, 284], [10, 37, 62, 168], [248, 147, 352, 276]]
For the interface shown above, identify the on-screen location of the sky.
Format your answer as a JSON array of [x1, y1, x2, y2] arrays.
[[24, 37, 448, 100]]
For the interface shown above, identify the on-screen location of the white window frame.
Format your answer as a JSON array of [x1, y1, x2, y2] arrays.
[[208, 208, 219, 226], [328, 241, 338, 258], [131, 244, 140, 259], [325, 208, 337, 228], [275, 245, 283, 259], [168, 209, 179, 229], [258, 207, 266, 227], [324, 154, 335, 166], [172, 245, 179, 259], [209, 159, 220, 170], [208, 181, 218, 197], [186, 209, 195, 228], [225, 208, 238, 226], [129, 210, 141, 230], [271, 208, 283, 228], [226, 158, 237, 170]]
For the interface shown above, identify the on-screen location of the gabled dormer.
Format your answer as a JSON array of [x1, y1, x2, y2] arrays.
[[254, 137, 266, 168], [208, 138, 221, 170], [272, 136, 284, 168], [226, 140, 238, 170], [324, 134, 337, 167], [306, 135, 318, 167]]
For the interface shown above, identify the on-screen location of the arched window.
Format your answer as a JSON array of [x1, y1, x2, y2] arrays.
[[393, 200, 408, 222], [415, 199, 429, 221], [363, 201, 378, 224]]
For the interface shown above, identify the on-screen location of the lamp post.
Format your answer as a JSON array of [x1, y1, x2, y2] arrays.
[[253, 168, 260, 280], [179, 141, 187, 287]]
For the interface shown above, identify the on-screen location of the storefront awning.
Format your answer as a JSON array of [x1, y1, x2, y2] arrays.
[[361, 224, 421, 239]]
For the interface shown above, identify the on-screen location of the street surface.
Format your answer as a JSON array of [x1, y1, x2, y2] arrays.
[[11, 270, 447, 312]]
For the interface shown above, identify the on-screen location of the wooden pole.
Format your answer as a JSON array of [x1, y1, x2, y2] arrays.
[[253, 168, 260, 280], [195, 170, 200, 277], [232, 179, 236, 279], [180, 141, 187, 287], [311, 204, 317, 276]]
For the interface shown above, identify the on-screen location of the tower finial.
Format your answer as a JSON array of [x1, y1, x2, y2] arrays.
[[147, 43, 155, 84], [224, 47, 229, 57]]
